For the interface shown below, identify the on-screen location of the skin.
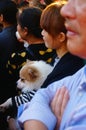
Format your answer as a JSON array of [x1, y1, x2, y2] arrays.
[[51, 87, 69, 130], [41, 29, 63, 50], [41, 29, 68, 58], [24, 120, 48, 130], [17, 24, 27, 41], [61, 0, 86, 59], [7, 117, 18, 130]]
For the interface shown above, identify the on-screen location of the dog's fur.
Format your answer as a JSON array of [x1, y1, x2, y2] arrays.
[[0, 60, 53, 111]]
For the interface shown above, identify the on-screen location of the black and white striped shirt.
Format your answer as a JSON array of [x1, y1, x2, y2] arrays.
[[12, 90, 37, 108]]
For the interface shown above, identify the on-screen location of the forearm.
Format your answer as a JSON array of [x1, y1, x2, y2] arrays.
[[24, 120, 48, 130], [7, 117, 19, 130]]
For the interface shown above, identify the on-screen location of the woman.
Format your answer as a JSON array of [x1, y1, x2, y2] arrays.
[[7, 7, 56, 84]]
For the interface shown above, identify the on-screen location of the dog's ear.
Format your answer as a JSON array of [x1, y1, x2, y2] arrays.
[[28, 68, 38, 81]]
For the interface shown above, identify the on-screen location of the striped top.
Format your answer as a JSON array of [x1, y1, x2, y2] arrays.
[[12, 89, 37, 107]]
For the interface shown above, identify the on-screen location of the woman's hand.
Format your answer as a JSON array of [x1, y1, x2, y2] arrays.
[[51, 87, 70, 129]]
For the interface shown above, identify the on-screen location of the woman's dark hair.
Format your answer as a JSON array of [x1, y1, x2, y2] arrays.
[[18, 0, 29, 8], [0, 0, 18, 24], [44, 0, 52, 5], [17, 7, 42, 38], [40, 1, 67, 37]]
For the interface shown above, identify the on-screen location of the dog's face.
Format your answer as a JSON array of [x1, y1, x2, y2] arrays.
[[17, 61, 41, 91], [17, 60, 53, 92]]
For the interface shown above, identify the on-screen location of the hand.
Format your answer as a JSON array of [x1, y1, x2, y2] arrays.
[[0, 98, 12, 112], [51, 87, 70, 129], [7, 117, 19, 130]]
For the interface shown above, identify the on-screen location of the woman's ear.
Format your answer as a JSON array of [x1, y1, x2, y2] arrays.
[[23, 27, 28, 36], [58, 32, 66, 42]]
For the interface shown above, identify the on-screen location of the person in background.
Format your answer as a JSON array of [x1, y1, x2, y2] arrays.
[[29, 0, 46, 9], [0, 23, 3, 32], [43, 0, 59, 6], [0, 0, 24, 129], [15, 1, 85, 130], [17, 0, 29, 14], [0, 0, 24, 103], [12, 0, 22, 5]]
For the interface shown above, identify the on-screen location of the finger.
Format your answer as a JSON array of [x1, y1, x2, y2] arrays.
[[55, 87, 69, 128], [55, 87, 67, 116], [61, 89, 70, 116], [51, 88, 60, 114], [51, 87, 67, 116]]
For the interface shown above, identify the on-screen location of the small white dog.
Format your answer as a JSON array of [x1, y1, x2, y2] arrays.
[[0, 60, 53, 111]]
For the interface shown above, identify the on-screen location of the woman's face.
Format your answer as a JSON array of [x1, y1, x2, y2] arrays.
[[41, 29, 62, 50]]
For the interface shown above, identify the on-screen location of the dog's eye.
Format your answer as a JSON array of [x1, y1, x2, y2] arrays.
[[21, 78, 25, 82]]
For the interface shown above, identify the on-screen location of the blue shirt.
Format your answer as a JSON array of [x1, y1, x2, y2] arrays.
[[18, 65, 86, 130]]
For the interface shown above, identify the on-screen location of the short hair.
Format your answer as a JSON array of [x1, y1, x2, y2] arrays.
[[0, 0, 18, 24], [44, 0, 52, 5], [40, 1, 67, 37], [18, 1, 29, 9], [17, 7, 42, 38]]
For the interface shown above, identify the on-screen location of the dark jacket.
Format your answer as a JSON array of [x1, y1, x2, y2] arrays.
[[0, 25, 23, 103], [41, 52, 84, 88]]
